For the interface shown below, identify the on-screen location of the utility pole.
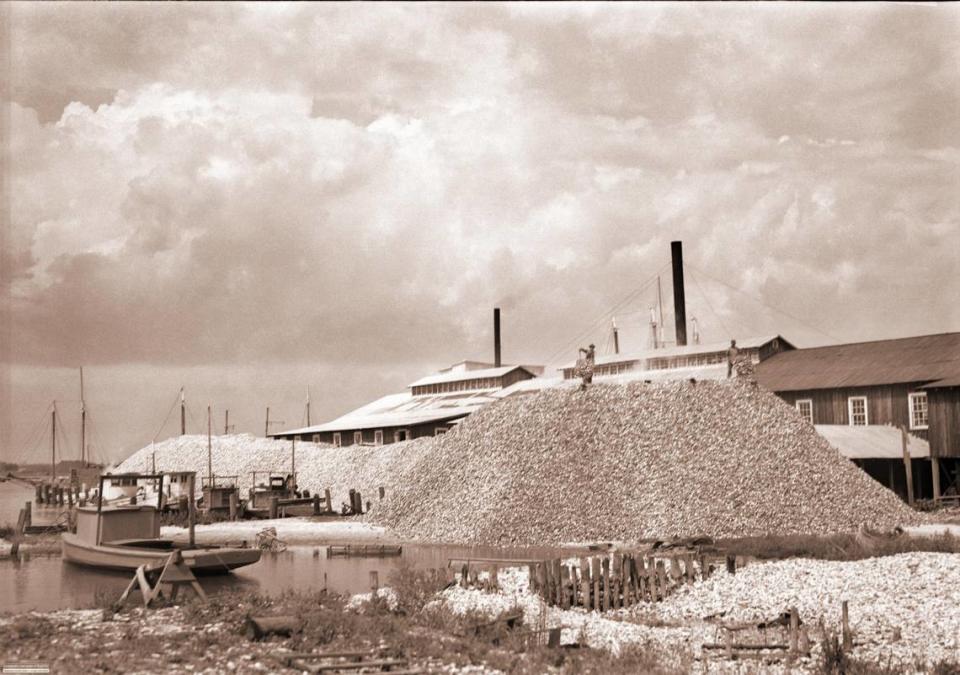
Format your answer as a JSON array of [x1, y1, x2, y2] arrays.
[[207, 405, 213, 485], [265, 407, 270, 437], [612, 317, 620, 355], [224, 409, 229, 435], [180, 387, 186, 436], [79, 368, 86, 466], [51, 405, 57, 480], [306, 387, 311, 427]]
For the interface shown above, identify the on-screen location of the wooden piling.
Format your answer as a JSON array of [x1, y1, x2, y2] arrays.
[[560, 565, 571, 609], [621, 555, 632, 608], [324, 488, 333, 514], [67, 487, 73, 507], [24, 501, 31, 529], [312, 494, 321, 516], [229, 491, 238, 521], [269, 496, 279, 520], [11, 508, 26, 556]]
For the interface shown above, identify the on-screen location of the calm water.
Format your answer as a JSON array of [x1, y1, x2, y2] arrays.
[[1, 481, 564, 613], [1, 479, 63, 526]]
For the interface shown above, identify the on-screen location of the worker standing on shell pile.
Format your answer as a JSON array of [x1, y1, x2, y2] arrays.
[[727, 339, 739, 378], [576, 343, 596, 390]]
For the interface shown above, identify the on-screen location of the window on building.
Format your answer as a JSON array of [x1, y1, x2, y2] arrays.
[[908, 392, 928, 430], [353, 431, 363, 445], [848, 396, 868, 426], [795, 399, 814, 424], [374, 430, 383, 445], [333, 433, 341, 447], [434, 427, 447, 436], [311, 434, 321, 443], [394, 429, 409, 443]]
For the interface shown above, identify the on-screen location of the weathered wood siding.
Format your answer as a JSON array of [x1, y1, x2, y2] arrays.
[[776, 383, 930, 440], [928, 386, 960, 458]]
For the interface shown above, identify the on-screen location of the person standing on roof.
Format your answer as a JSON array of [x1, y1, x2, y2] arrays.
[[727, 339, 738, 378], [578, 343, 596, 389]]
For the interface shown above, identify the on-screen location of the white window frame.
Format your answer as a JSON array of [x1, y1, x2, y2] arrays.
[[848, 396, 868, 426], [908, 392, 928, 430], [374, 430, 384, 445], [795, 399, 814, 424], [332, 432, 341, 447], [353, 431, 363, 445], [311, 434, 320, 443]]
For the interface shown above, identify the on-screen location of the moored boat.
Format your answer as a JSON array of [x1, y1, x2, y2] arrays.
[[61, 472, 260, 574]]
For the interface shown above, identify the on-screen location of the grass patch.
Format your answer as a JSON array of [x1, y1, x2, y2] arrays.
[[718, 531, 960, 561]]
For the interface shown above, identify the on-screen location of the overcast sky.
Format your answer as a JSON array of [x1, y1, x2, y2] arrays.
[[2, 2, 958, 464]]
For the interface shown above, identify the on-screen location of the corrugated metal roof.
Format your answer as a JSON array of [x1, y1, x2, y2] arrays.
[[408, 365, 535, 388], [756, 332, 960, 392], [815, 424, 930, 459], [557, 335, 788, 370], [275, 389, 498, 435]]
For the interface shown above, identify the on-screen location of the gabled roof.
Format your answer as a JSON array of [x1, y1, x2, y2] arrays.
[[815, 424, 930, 459], [557, 335, 790, 370], [756, 332, 960, 392], [408, 365, 536, 389]]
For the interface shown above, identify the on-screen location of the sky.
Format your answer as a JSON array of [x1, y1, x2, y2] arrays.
[[1, 2, 958, 464]]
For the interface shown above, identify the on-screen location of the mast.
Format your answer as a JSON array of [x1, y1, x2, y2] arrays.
[[306, 387, 311, 427], [265, 407, 270, 437], [224, 409, 229, 435], [656, 276, 664, 348], [291, 437, 296, 487], [51, 404, 57, 480], [80, 367, 86, 466], [207, 404, 213, 485], [612, 317, 620, 355], [180, 387, 186, 436]]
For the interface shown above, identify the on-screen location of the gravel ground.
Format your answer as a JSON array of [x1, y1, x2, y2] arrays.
[[432, 552, 960, 672], [377, 380, 924, 544]]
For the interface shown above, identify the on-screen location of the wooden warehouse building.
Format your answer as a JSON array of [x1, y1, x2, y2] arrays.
[[756, 332, 960, 502]]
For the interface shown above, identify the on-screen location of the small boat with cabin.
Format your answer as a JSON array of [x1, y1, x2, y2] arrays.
[[61, 472, 260, 573]]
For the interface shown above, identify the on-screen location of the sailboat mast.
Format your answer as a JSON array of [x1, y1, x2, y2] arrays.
[[51, 404, 57, 480], [80, 367, 86, 466], [207, 405, 213, 484], [306, 387, 311, 427], [180, 387, 186, 436]]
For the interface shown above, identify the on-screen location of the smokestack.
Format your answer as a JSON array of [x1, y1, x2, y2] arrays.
[[671, 241, 687, 346], [493, 307, 502, 367]]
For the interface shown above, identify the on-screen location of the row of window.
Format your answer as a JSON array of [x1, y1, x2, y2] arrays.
[[413, 377, 502, 396], [794, 392, 928, 429], [328, 427, 447, 447]]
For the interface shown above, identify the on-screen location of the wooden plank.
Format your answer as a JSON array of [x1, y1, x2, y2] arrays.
[[591, 557, 601, 612], [621, 555, 632, 608], [656, 560, 668, 601], [579, 558, 591, 609], [611, 553, 622, 610], [630, 556, 643, 603], [601, 556, 611, 611]]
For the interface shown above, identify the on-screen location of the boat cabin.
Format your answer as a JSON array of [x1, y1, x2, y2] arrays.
[[76, 504, 160, 545], [201, 475, 239, 512], [248, 472, 296, 511]]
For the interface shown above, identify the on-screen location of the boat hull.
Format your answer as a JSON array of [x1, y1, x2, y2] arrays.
[[61, 533, 261, 574]]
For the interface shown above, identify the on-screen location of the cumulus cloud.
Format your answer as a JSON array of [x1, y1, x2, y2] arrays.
[[3, 2, 959, 459]]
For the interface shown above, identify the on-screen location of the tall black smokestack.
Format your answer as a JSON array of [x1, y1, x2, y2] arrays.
[[493, 307, 502, 367], [671, 241, 687, 346]]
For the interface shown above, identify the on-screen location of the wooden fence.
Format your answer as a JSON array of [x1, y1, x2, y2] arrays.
[[528, 551, 718, 611]]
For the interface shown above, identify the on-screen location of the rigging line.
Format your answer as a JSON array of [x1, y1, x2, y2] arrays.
[[151, 390, 182, 443], [687, 266, 734, 340], [17, 400, 55, 456], [686, 263, 843, 344], [542, 262, 670, 366]]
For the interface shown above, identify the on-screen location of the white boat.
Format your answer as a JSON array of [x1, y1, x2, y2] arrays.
[[61, 473, 260, 574]]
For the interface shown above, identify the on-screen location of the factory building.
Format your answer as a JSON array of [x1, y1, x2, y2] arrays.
[[756, 332, 960, 502]]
